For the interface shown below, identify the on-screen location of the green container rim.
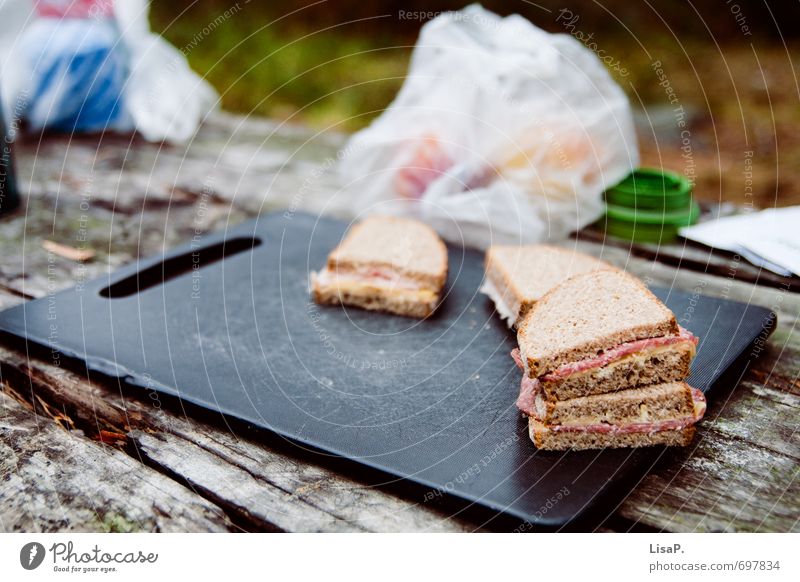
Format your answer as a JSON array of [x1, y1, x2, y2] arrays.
[[605, 201, 700, 226], [605, 188, 691, 210], [606, 168, 693, 201]]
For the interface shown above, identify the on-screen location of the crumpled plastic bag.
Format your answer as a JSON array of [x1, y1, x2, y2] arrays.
[[7, 16, 133, 133], [0, 0, 217, 143], [338, 4, 639, 248], [115, 0, 219, 143]]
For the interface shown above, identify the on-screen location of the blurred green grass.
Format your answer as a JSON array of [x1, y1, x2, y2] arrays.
[[151, 4, 411, 131], [149, 3, 795, 134], [149, 3, 792, 133]]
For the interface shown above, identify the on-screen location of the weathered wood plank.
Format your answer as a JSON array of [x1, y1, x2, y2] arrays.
[[12, 113, 344, 218], [0, 289, 26, 310], [0, 343, 474, 532], [616, 429, 800, 532], [131, 429, 473, 533], [0, 391, 233, 532], [135, 424, 475, 532], [131, 430, 355, 533], [578, 221, 800, 293]]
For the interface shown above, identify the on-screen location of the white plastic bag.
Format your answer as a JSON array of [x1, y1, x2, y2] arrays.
[[115, 0, 219, 143], [338, 4, 639, 248], [0, 0, 217, 143]]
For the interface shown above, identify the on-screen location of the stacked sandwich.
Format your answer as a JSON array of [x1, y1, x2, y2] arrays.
[[483, 247, 706, 450]]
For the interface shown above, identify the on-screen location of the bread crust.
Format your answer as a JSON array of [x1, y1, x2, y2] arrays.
[[482, 255, 524, 326], [483, 245, 612, 327]]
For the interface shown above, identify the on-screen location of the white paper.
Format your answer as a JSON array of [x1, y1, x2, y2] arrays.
[[679, 206, 800, 277]]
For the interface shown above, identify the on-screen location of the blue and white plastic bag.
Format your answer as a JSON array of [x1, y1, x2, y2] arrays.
[[0, 0, 218, 142]]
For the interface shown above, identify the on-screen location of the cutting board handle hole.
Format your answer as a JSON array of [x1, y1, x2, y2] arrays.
[[98, 237, 262, 298]]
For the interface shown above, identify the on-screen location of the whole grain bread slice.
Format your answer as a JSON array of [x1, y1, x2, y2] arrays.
[[517, 269, 678, 377], [537, 381, 694, 426], [483, 245, 613, 326], [311, 277, 437, 318], [529, 419, 695, 451], [327, 215, 448, 289]]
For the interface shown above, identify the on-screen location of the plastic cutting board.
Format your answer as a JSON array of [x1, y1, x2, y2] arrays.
[[0, 212, 776, 528]]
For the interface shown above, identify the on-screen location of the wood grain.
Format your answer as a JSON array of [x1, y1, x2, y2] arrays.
[[0, 391, 232, 532]]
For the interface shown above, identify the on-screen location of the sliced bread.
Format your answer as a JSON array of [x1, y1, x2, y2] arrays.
[[483, 245, 612, 326], [535, 381, 695, 426], [517, 270, 678, 378], [327, 215, 448, 290], [529, 419, 696, 451]]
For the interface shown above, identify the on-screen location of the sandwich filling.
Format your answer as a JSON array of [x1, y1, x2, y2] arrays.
[[541, 327, 697, 381], [512, 327, 700, 419], [313, 266, 438, 300]]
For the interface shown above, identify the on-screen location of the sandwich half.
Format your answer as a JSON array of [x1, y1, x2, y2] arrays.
[[513, 359, 706, 450], [516, 269, 698, 401], [527, 383, 706, 451], [513, 269, 705, 450], [482, 245, 613, 327], [311, 215, 448, 318]]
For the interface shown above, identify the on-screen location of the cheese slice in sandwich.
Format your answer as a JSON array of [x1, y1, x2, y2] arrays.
[[310, 215, 448, 318], [516, 269, 698, 401], [482, 245, 613, 327]]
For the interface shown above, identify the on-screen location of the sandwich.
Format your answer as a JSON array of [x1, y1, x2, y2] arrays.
[[516, 370, 706, 450], [527, 385, 707, 450], [482, 245, 613, 327], [310, 215, 448, 318], [513, 269, 705, 450]]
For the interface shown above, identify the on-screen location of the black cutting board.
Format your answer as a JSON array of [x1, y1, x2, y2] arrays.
[[0, 212, 776, 527]]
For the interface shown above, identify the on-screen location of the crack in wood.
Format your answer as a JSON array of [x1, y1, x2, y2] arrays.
[[125, 434, 285, 533]]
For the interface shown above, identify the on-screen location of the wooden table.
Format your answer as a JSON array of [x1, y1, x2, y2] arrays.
[[1, 113, 798, 532]]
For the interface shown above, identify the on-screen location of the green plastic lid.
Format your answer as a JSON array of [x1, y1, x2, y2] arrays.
[[605, 168, 692, 211], [604, 201, 700, 243], [605, 201, 700, 226], [601, 168, 698, 243]]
